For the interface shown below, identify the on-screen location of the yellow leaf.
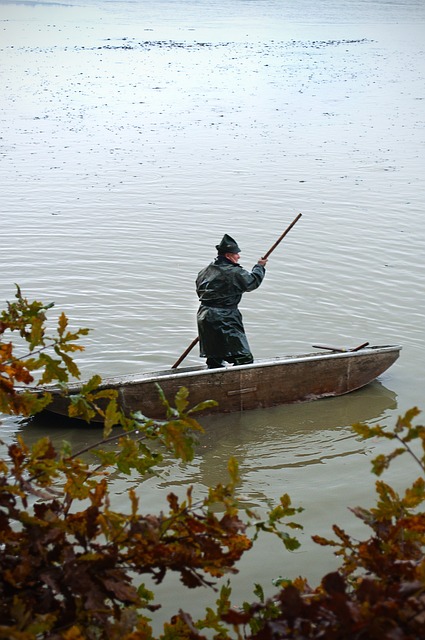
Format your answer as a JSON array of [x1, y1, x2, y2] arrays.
[[58, 312, 68, 338], [62, 626, 85, 640]]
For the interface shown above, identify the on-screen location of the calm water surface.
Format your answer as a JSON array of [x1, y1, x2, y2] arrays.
[[1, 0, 425, 627]]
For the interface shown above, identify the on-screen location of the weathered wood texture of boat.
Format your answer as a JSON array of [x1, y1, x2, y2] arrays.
[[42, 345, 401, 422]]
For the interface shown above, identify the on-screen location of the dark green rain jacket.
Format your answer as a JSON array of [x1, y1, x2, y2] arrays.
[[196, 256, 266, 361]]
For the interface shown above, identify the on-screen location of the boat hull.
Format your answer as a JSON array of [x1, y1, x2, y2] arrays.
[[41, 345, 401, 422]]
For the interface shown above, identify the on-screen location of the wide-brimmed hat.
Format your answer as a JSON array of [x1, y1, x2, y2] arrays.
[[215, 234, 241, 254]]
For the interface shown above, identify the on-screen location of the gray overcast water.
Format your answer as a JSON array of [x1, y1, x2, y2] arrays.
[[1, 0, 424, 628]]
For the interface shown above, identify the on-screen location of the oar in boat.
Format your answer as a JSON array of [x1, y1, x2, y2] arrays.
[[312, 341, 370, 353], [171, 213, 303, 369]]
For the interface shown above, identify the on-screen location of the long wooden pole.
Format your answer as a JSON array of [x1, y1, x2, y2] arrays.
[[171, 213, 303, 369], [171, 336, 200, 370], [262, 212, 302, 259]]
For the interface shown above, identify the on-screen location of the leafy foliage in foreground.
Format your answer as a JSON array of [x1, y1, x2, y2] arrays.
[[1, 287, 425, 638], [1, 434, 250, 637], [0, 285, 88, 416], [0, 288, 302, 639], [203, 410, 425, 640]]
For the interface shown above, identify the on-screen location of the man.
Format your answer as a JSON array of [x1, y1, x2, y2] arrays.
[[196, 234, 268, 369]]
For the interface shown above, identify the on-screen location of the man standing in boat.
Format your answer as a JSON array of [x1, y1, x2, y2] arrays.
[[196, 234, 268, 369]]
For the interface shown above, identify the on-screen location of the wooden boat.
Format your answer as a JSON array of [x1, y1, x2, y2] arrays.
[[41, 344, 401, 423]]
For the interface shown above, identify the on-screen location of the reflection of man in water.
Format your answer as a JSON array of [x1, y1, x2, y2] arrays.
[[196, 234, 267, 369]]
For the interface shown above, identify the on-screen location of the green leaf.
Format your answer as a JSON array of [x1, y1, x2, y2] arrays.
[[54, 347, 81, 379], [188, 399, 218, 414], [80, 374, 102, 394], [395, 407, 421, 431], [227, 457, 239, 484], [403, 477, 425, 509], [38, 353, 68, 384], [174, 386, 189, 414], [253, 583, 265, 603]]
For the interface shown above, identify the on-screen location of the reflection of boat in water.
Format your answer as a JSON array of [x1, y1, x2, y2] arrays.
[[155, 380, 399, 503], [199, 380, 398, 491], [17, 412, 105, 452], [201, 379, 398, 436], [38, 345, 401, 422]]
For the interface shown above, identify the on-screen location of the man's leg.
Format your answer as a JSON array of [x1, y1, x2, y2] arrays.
[[206, 357, 226, 369], [227, 353, 254, 366]]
